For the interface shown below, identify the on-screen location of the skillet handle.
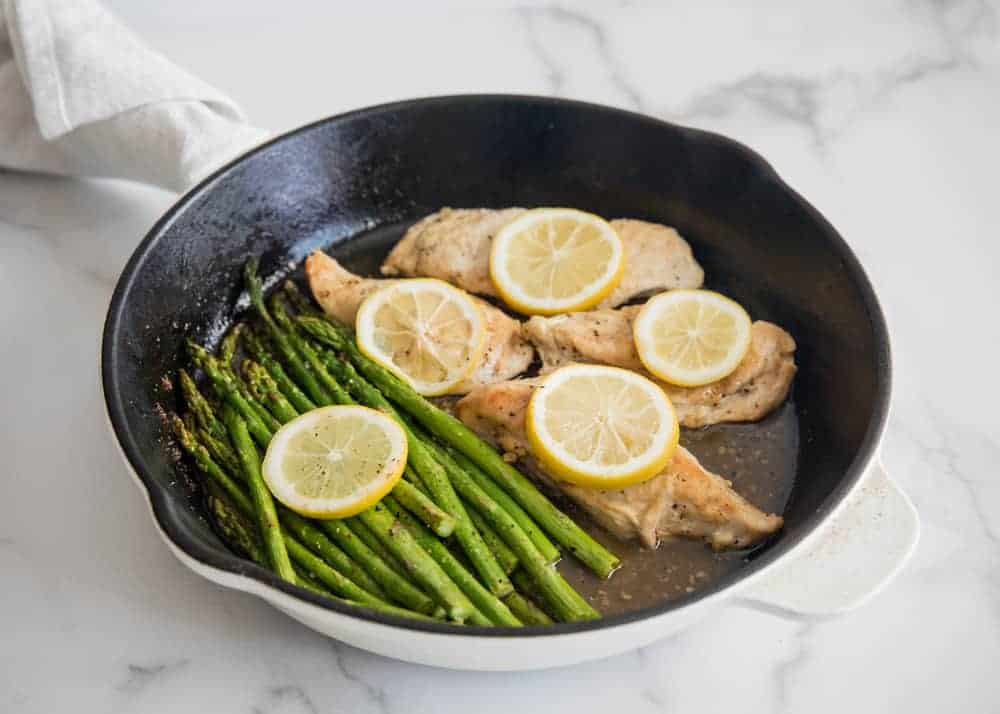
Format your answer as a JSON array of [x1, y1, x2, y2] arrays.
[[737, 458, 919, 618]]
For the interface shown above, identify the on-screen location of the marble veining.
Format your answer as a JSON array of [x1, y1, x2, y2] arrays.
[[331, 644, 390, 714], [117, 661, 191, 695], [520, 6, 645, 110], [251, 685, 320, 714], [666, 0, 998, 148], [772, 622, 815, 714], [2, 0, 998, 712]]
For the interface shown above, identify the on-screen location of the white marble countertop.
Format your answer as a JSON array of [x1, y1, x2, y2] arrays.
[[2, 1, 998, 711]]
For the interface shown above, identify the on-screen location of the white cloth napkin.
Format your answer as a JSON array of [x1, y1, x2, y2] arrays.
[[0, 0, 268, 192]]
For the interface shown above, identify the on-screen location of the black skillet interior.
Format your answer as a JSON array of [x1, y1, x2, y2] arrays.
[[102, 95, 890, 634]]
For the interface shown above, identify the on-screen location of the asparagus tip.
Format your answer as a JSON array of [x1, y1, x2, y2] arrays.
[[178, 368, 197, 393], [186, 338, 209, 362], [243, 255, 262, 300], [170, 413, 195, 449], [244, 255, 260, 280]]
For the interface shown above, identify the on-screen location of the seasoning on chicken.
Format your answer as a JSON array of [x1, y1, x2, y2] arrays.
[[381, 208, 704, 308], [455, 378, 783, 549], [304, 251, 534, 392], [524, 306, 796, 428]]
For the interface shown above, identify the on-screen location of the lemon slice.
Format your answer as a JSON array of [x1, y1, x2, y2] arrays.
[[262, 405, 407, 518], [526, 364, 679, 489], [633, 289, 752, 387], [489, 208, 624, 315], [355, 279, 486, 396]]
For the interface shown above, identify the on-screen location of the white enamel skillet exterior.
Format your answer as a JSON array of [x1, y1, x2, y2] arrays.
[[104, 393, 917, 671], [109, 354, 920, 672], [101, 96, 918, 671]]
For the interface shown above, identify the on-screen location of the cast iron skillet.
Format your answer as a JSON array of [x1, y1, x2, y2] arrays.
[[101, 95, 890, 635]]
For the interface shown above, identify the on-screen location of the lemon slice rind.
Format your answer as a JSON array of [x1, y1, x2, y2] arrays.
[[355, 279, 487, 396], [526, 364, 679, 489], [489, 208, 624, 316], [633, 289, 753, 388], [262, 405, 407, 518]]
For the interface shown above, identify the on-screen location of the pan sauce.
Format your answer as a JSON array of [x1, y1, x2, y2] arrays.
[[557, 401, 798, 615]]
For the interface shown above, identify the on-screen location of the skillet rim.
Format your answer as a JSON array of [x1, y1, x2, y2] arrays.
[[101, 93, 891, 637]]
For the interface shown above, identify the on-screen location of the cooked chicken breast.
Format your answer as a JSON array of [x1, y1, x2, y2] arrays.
[[381, 208, 704, 308], [455, 378, 783, 549], [599, 219, 705, 309], [304, 251, 534, 392], [381, 208, 526, 297], [524, 306, 796, 428]]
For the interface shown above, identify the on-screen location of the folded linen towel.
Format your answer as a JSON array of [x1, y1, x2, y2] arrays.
[[0, 0, 268, 192]]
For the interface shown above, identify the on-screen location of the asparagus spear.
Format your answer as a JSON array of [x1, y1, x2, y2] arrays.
[[282, 279, 322, 316], [225, 331, 471, 618], [210, 477, 379, 614], [503, 589, 554, 626], [283, 534, 394, 609], [446, 445, 560, 564], [181, 264, 572, 625], [212, 390, 437, 606], [242, 324, 317, 414], [403, 469, 518, 575], [206, 487, 265, 565], [229, 370, 281, 433], [181, 408, 235, 477], [311, 346, 511, 597], [178, 415, 413, 606], [243, 360, 299, 424], [316, 518, 443, 617], [256, 305, 495, 582], [188, 342, 274, 448], [348, 516, 403, 571], [219, 324, 241, 368], [357, 501, 478, 623], [297, 316, 620, 579], [336, 598, 441, 623], [195, 423, 242, 477], [173, 415, 250, 518], [179, 369, 230, 445], [439, 539, 548, 625], [237, 356, 463, 611], [221, 404, 296, 582], [217, 479, 408, 618], [403, 467, 518, 576], [270, 294, 354, 405], [279, 508, 386, 600], [382, 497, 520, 627], [292, 565, 439, 623], [244, 257, 335, 406], [214, 327, 282, 432], [465, 506, 519, 575], [244, 346, 456, 539], [511, 569, 558, 622], [415, 425, 598, 621], [211, 482, 436, 622], [211, 337, 291, 452], [182, 412, 198, 436], [392, 474, 456, 538], [293, 565, 337, 597]]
